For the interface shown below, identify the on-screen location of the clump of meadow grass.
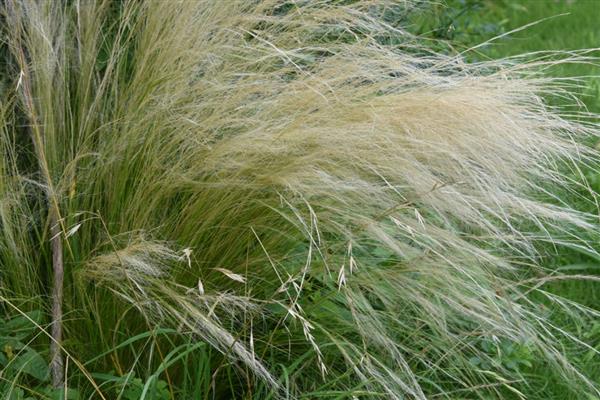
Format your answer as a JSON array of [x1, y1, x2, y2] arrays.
[[1, 0, 599, 398]]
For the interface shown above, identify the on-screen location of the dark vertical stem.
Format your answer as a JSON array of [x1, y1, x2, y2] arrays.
[[6, 0, 65, 388], [49, 207, 65, 387]]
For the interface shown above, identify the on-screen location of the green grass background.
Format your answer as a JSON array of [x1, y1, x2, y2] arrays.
[[412, 1, 600, 397], [413, 0, 600, 109]]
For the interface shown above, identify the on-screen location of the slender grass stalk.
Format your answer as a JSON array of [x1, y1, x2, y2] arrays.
[[5, 0, 65, 387]]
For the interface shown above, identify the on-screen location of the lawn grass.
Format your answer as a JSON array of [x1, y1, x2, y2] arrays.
[[413, 0, 600, 111], [412, 1, 600, 398]]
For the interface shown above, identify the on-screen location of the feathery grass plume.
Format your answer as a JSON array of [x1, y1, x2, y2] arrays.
[[1, 0, 599, 398]]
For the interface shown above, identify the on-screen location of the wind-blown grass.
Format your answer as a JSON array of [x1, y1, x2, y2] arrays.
[[1, 1, 599, 398]]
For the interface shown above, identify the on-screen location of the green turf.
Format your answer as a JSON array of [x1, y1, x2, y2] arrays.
[[412, 1, 600, 398], [413, 0, 600, 111]]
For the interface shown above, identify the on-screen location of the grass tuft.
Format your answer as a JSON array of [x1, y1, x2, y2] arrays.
[[1, 1, 599, 398]]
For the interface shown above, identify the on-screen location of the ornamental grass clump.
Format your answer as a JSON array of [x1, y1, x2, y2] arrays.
[[0, 1, 599, 398]]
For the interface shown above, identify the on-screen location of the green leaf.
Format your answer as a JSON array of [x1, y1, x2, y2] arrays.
[[2, 311, 42, 334], [468, 356, 481, 366], [7, 388, 25, 400], [504, 359, 518, 371], [9, 347, 49, 382], [520, 359, 532, 368], [40, 387, 81, 400]]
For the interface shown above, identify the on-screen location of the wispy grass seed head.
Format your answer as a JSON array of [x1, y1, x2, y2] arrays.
[[1, 0, 599, 398]]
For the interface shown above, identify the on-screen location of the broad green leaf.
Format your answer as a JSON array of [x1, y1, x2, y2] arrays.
[[9, 347, 49, 382], [3, 311, 42, 333]]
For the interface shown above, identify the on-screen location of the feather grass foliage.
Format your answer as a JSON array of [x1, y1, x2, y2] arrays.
[[1, 0, 600, 398]]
